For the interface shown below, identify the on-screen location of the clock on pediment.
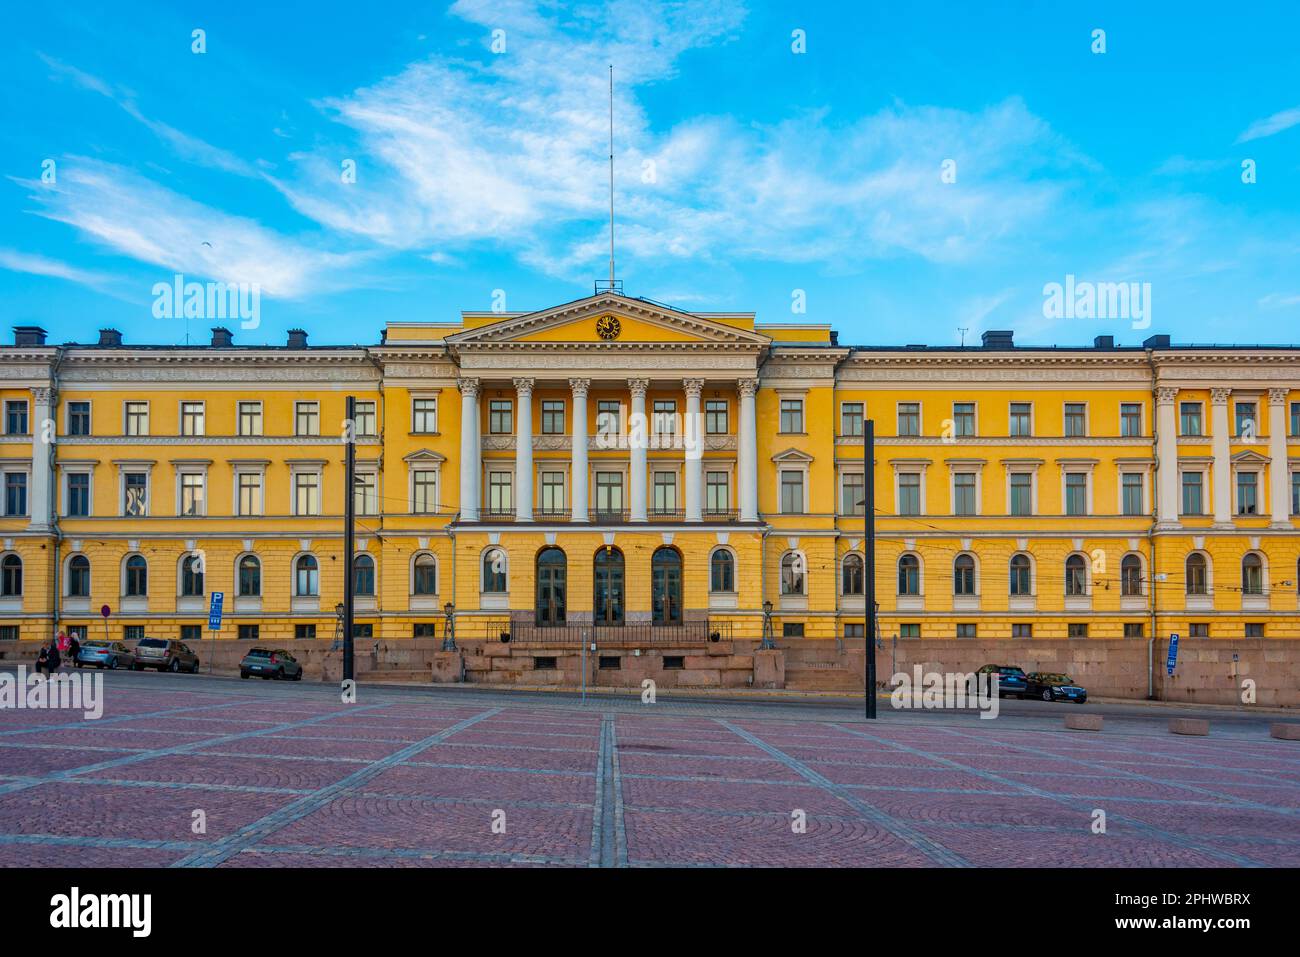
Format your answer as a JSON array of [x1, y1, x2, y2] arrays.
[[595, 314, 622, 341]]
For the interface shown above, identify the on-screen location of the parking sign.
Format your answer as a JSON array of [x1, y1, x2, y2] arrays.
[[1166, 632, 1179, 676], [208, 592, 224, 631]]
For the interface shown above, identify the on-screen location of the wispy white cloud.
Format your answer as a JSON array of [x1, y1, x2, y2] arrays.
[[0, 248, 115, 291], [1236, 105, 1300, 143]]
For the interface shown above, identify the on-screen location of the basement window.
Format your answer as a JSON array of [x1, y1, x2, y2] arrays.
[[533, 656, 558, 670], [662, 656, 684, 670], [598, 656, 621, 670]]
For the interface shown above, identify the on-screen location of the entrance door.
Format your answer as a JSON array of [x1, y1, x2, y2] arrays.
[[535, 547, 567, 626], [651, 546, 682, 625], [594, 547, 625, 626]]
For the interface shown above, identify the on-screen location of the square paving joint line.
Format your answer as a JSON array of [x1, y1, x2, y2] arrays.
[[172, 707, 502, 868]]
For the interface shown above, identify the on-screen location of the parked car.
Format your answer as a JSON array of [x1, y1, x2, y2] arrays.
[[972, 664, 1030, 698], [76, 640, 135, 670], [132, 638, 201, 673], [239, 648, 303, 681], [1026, 672, 1088, 703]]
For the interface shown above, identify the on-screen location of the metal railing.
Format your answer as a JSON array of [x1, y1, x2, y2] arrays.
[[487, 618, 732, 646]]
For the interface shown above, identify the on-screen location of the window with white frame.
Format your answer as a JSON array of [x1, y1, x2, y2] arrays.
[[353, 400, 377, 437], [353, 470, 378, 515], [178, 471, 206, 516], [539, 470, 565, 514], [65, 471, 91, 517], [237, 401, 262, 436], [293, 471, 320, 515], [180, 401, 205, 436], [122, 471, 149, 517], [412, 397, 438, 434], [841, 471, 864, 516], [412, 469, 438, 514], [295, 401, 319, 436], [705, 471, 729, 515], [3, 471, 28, 516], [779, 470, 804, 514], [124, 401, 149, 436], [487, 471, 513, 514], [236, 470, 263, 516], [780, 552, 805, 595]]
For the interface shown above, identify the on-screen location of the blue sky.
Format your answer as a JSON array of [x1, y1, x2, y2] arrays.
[[3, 0, 1299, 348]]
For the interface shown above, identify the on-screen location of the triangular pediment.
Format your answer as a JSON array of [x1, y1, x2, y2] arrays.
[[446, 294, 768, 348], [1231, 449, 1270, 465], [771, 447, 814, 463], [403, 449, 447, 464]]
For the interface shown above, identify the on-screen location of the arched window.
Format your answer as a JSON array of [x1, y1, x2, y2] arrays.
[[68, 555, 90, 597], [353, 554, 375, 596], [238, 555, 261, 597], [413, 553, 438, 595], [1121, 554, 1142, 597], [595, 546, 625, 624], [709, 548, 734, 593], [482, 548, 506, 593], [651, 546, 683, 625], [1065, 554, 1087, 596], [780, 552, 805, 596], [1242, 553, 1264, 595], [1009, 553, 1031, 596], [535, 547, 566, 626], [953, 554, 976, 595], [295, 555, 319, 596], [125, 555, 148, 596], [180, 554, 204, 596], [1, 555, 21, 597], [1186, 553, 1208, 595], [897, 554, 920, 595], [842, 553, 864, 595]]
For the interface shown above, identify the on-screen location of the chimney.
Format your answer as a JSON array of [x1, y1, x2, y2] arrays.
[[12, 326, 47, 347], [97, 328, 123, 347], [1143, 334, 1170, 349], [1093, 335, 1115, 350], [210, 327, 234, 348], [286, 328, 309, 349], [981, 330, 1014, 350]]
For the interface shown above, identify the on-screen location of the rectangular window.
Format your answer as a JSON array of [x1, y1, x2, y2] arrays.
[[181, 625, 202, 643], [67, 473, 90, 516], [354, 472, 378, 515], [412, 470, 437, 514], [541, 400, 565, 435], [780, 470, 804, 514], [1009, 402, 1032, 437], [1124, 623, 1145, 638], [1180, 402, 1203, 436], [897, 402, 920, 436], [652, 471, 677, 514], [899, 623, 921, 638], [294, 472, 319, 515], [705, 471, 729, 514], [1245, 623, 1264, 638], [956, 623, 977, 639], [1182, 471, 1204, 515], [237, 401, 262, 436], [412, 623, 437, 638], [0, 626, 19, 641], [1122, 473, 1144, 516], [1234, 402, 1257, 438], [123, 472, 148, 516], [540, 471, 565, 514], [596, 400, 621, 436], [1120, 403, 1142, 437], [844, 623, 865, 639], [487, 472, 513, 514], [1063, 403, 1086, 437], [1189, 622, 1210, 638], [1067, 623, 1089, 638], [841, 402, 864, 437], [238, 624, 260, 641], [180, 473, 205, 516], [595, 472, 623, 517], [953, 473, 977, 516], [489, 400, 512, 434], [1237, 472, 1258, 515], [841, 472, 865, 516], [782, 623, 805, 639], [295, 401, 319, 436], [1065, 473, 1087, 516], [4, 473, 27, 516], [1009, 473, 1033, 516], [1292, 401, 1300, 437], [237, 472, 262, 516], [1293, 472, 1300, 516], [953, 402, 975, 437], [653, 400, 677, 438], [353, 400, 377, 437], [779, 399, 804, 433], [295, 624, 317, 640], [898, 473, 921, 516], [124, 625, 144, 642], [124, 401, 149, 436], [67, 401, 91, 436], [412, 398, 437, 433], [1012, 624, 1033, 638], [180, 401, 205, 436], [4, 400, 28, 435], [705, 400, 728, 435]]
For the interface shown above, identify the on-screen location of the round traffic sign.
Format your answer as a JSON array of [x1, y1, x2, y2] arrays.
[[100, 604, 111, 618]]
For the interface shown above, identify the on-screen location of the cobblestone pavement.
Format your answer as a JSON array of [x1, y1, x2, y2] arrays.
[[0, 673, 1296, 867]]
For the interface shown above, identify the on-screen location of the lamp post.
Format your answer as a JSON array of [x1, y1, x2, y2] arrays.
[[441, 601, 457, 651], [333, 602, 345, 649], [759, 598, 776, 650], [342, 396, 356, 683], [861, 419, 877, 718]]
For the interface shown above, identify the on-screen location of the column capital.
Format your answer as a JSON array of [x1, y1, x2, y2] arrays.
[[627, 378, 649, 398], [457, 377, 480, 398], [737, 378, 759, 398], [569, 378, 591, 398], [683, 378, 705, 398], [512, 377, 534, 396], [1156, 386, 1179, 405], [1268, 387, 1290, 407], [1210, 387, 1232, 406], [31, 386, 53, 405]]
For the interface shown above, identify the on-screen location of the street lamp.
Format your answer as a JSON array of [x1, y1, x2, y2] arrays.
[[332, 602, 345, 650], [758, 599, 776, 650], [441, 601, 457, 651]]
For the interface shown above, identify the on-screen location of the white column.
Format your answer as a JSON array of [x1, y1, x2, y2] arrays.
[[1210, 387, 1232, 526], [683, 378, 704, 521], [569, 378, 589, 522], [28, 386, 53, 531], [738, 377, 759, 522], [458, 378, 480, 522], [1268, 388, 1291, 527], [513, 378, 533, 522], [629, 378, 649, 522], [1155, 387, 1179, 527]]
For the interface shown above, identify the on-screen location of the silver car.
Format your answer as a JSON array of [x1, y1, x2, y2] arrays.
[[76, 640, 135, 670], [133, 638, 201, 673]]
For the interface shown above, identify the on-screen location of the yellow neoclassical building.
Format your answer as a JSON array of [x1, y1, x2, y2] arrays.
[[1, 292, 1298, 650]]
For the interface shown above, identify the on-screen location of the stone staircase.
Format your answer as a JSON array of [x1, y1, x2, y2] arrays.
[[781, 643, 865, 693]]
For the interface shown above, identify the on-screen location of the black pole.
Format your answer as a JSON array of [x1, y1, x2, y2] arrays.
[[343, 395, 356, 683], [864, 419, 877, 718]]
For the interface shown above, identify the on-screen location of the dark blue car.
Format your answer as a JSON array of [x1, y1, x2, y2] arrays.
[[975, 664, 1029, 698], [1026, 672, 1088, 703]]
